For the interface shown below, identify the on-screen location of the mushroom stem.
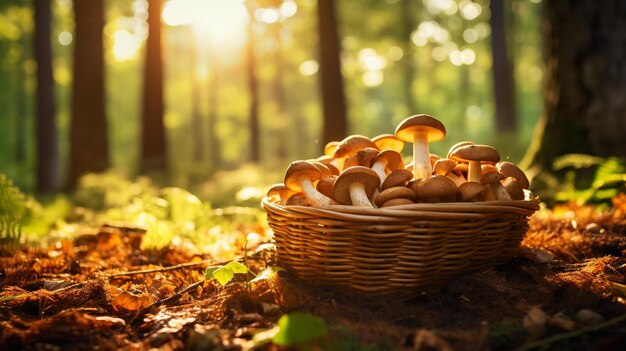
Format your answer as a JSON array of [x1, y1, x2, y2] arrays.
[[371, 160, 389, 185], [412, 131, 431, 179], [467, 160, 482, 183], [349, 182, 374, 207], [298, 176, 337, 206]]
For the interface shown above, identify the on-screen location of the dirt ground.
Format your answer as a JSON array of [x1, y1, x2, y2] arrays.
[[1, 197, 626, 350]]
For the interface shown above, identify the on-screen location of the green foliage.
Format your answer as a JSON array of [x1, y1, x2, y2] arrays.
[[0, 174, 33, 247], [205, 261, 250, 286], [272, 312, 328, 346], [550, 154, 626, 205]]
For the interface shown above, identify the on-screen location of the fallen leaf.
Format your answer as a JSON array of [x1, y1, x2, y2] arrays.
[[112, 290, 154, 312]]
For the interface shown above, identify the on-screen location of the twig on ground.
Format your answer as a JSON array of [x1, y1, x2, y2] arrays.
[[130, 280, 205, 324], [106, 257, 241, 278]]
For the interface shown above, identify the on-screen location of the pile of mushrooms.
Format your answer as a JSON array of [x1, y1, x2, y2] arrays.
[[267, 114, 531, 208]]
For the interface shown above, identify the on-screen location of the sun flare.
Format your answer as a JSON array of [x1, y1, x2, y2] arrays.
[[163, 0, 249, 48]]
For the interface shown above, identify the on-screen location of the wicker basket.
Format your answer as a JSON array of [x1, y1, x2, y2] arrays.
[[262, 197, 540, 294]]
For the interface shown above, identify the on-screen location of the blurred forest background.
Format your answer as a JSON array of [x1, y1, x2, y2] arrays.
[[0, 0, 545, 201]]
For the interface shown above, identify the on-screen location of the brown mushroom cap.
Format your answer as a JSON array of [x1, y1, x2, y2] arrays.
[[394, 114, 446, 142], [324, 141, 339, 157], [481, 171, 505, 184], [447, 141, 475, 159], [381, 198, 415, 207], [411, 175, 458, 200], [333, 135, 378, 158], [481, 164, 499, 174], [502, 177, 525, 200], [316, 175, 337, 199], [458, 181, 485, 201], [433, 159, 457, 175], [374, 187, 416, 207], [284, 161, 321, 192], [310, 161, 333, 179], [343, 147, 379, 169], [449, 144, 500, 164], [333, 166, 380, 205], [285, 193, 309, 206], [316, 156, 340, 175], [372, 149, 404, 171], [497, 162, 530, 189], [372, 134, 404, 153], [267, 183, 296, 202], [382, 169, 413, 190]]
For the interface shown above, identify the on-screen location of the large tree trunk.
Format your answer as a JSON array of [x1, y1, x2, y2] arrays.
[[247, 19, 260, 163], [67, 0, 108, 188], [318, 0, 348, 145], [189, 38, 203, 163], [490, 0, 516, 132], [35, 0, 59, 193], [400, 0, 417, 114], [140, 0, 167, 173], [521, 0, 626, 176], [272, 22, 287, 161], [207, 53, 220, 169]]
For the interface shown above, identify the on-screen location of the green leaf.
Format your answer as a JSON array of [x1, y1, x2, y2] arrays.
[[205, 261, 249, 286], [272, 312, 328, 346]]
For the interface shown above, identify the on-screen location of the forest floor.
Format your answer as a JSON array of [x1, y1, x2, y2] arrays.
[[2, 196, 626, 350]]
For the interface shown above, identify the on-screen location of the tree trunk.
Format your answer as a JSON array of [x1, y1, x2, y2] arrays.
[[490, 0, 516, 132], [318, 0, 348, 145], [272, 23, 287, 161], [35, 0, 59, 193], [67, 0, 108, 188], [247, 19, 260, 163], [189, 38, 203, 162], [207, 53, 220, 169], [521, 0, 626, 175], [400, 0, 417, 114], [140, 0, 167, 173]]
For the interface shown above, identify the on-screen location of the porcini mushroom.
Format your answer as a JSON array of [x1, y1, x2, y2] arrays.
[[343, 147, 379, 170], [502, 177, 525, 200], [316, 175, 337, 200], [410, 174, 458, 203], [382, 169, 413, 190], [446, 141, 475, 159], [458, 182, 485, 202], [395, 114, 446, 179], [284, 161, 338, 207], [370, 150, 403, 184], [267, 183, 297, 206], [374, 187, 416, 207], [497, 162, 530, 189], [333, 166, 380, 207], [333, 135, 378, 159], [324, 141, 339, 157], [381, 198, 415, 207], [434, 159, 465, 187], [372, 134, 404, 153], [449, 144, 500, 184], [285, 193, 309, 206], [481, 171, 511, 201]]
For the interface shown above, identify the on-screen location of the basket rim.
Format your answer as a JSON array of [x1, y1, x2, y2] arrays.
[[262, 196, 540, 218]]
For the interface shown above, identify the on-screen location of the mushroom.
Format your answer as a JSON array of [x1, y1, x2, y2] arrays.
[[381, 198, 415, 207], [395, 114, 446, 180], [267, 183, 296, 206], [333, 166, 380, 207], [324, 141, 339, 157], [409, 174, 458, 203], [372, 134, 404, 153], [316, 175, 337, 200], [333, 135, 378, 159], [446, 141, 475, 159], [502, 177, 525, 200], [370, 150, 404, 185], [458, 182, 485, 202], [374, 187, 416, 207], [497, 162, 530, 189], [382, 169, 413, 190], [284, 161, 338, 207], [285, 193, 309, 206], [433, 159, 465, 187], [449, 144, 500, 184], [315, 156, 340, 175], [481, 171, 511, 201], [343, 147, 379, 170], [310, 161, 334, 179]]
